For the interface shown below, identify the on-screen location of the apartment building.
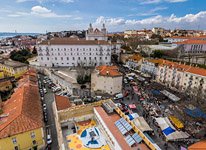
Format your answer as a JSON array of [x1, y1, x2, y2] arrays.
[[176, 40, 206, 55], [0, 70, 44, 150], [0, 59, 28, 78], [37, 24, 121, 67], [156, 60, 206, 94]]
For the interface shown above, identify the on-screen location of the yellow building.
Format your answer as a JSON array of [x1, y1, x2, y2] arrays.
[[0, 71, 4, 79], [0, 70, 45, 150], [0, 59, 28, 79]]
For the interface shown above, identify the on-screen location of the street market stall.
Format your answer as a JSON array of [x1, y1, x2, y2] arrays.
[[133, 117, 153, 132], [155, 117, 189, 141], [169, 116, 184, 129], [161, 90, 180, 102]]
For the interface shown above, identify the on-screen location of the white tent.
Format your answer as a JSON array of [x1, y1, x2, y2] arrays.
[[133, 117, 153, 132]]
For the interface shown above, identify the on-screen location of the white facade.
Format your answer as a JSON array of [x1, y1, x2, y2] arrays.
[[140, 60, 158, 78], [38, 44, 112, 67], [156, 63, 206, 94], [37, 24, 120, 67], [181, 43, 206, 54], [86, 23, 108, 41], [164, 37, 189, 43], [91, 68, 122, 95]]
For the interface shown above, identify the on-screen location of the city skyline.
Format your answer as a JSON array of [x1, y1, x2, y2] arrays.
[[0, 0, 206, 33]]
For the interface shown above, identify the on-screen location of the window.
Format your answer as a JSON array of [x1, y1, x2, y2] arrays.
[[100, 57, 102, 60], [55, 57, 57, 60], [31, 132, 35, 139], [41, 57, 43, 60], [64, 48, 66, 51], [67, 57, 69, 60], [58, 53, 60, 56], [73, 57, 75, 60], [89, 57, 91, 60], [12, 137, 17, 144], [32, 140, 37, 145], [61, 57, 63, 60], [78, 57, 80, 60], [84, 57, 86, 60], [47, 57, 49, 61], [94, 57, 96, 60], [105, 57, 107, 60], [14, 146, 19, 150]]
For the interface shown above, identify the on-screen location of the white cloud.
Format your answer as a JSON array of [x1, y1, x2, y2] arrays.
[[140, 0, 161, 4], [16, 0, 75, 3], [94, 11, 206, 30], [31, 5, 71, 18], [60, 0, 74, 3], [129, 6, 167, 17], [95, 16, 125, 26], [165, 0, 187, 2], [139, 0, 187, 4], [8, 11, 29, 17]]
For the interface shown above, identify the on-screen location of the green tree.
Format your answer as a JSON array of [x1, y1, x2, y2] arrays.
[[32, 46, 37, 55], [152, 50, 164, 58]]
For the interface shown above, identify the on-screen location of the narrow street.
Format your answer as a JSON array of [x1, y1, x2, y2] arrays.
[[39, 74, 59, 150]]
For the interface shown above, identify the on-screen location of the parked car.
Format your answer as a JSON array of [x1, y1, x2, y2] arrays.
[[43, 88, 47, 94], [114, 93, 123, 100]]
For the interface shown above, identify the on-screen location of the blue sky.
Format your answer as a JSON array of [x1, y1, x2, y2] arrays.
[[0, 0, 205, 33]]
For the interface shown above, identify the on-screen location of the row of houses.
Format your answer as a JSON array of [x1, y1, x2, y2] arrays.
[[122, 54, 206, 97]]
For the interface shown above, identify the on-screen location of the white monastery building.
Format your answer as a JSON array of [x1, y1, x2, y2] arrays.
[[37, 24, 120, 67]]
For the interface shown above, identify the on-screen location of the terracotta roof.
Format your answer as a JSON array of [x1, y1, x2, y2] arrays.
[[96, 65, 122, 77], [55, 95, 71, 111], [128, 54, 143, 62], [175, 39, 206, 45], [0, 73, 43, 139], [147, 59, 166, 65], [94, 107, 131, 150], [157, 59, 206, 76], [188, 140, 206, 150], [39, 38, 111, 45]]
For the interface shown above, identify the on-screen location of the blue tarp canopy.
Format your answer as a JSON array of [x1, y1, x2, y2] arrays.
[[162, 127, 175, 136], [128, 114, 134, 120], [151, 90, 160, 95], [184, 108, 206, 119]]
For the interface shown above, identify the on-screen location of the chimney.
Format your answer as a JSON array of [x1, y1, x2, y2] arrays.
[[106, 71, 109, 76]]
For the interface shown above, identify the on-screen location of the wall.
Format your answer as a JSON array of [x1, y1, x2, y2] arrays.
[[94, 108, 121, 150], [0, 128, 44, 150], [37, 44, 112, 67], [91, 72, 122, 95]]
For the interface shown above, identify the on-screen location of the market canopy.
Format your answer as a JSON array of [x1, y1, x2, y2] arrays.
[[155, 117, 189, 141], [184, 107, 206, 119], [169, 116, 184, 129], [133, 117, 153, 132], [161, 90, 180, 102]]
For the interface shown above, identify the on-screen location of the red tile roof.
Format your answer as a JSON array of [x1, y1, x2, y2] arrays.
[[157, 59, 206, 76], [0, 73, 43, 139], [94, 107, 131, 150], [175, 39, 206, 44], [40, 38, 111, 45], [55, 95, 71, 111], [96, 65, 122, 77]]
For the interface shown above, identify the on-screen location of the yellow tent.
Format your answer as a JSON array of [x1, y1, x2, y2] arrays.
[[169, 116, 184, 129]]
